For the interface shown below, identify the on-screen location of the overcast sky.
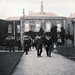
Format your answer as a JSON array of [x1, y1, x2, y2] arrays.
[[0, 0, 75, 19]]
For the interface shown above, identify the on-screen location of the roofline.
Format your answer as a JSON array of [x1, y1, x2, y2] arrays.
[[22, 16, 66, 20], [5, 19, 20, 21]]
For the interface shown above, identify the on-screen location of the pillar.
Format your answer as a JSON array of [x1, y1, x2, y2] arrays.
[[63, 19, 66, 29], [74, 23, 75, 46], [13, 21, 15, 39], [20, 18, 24, 46]]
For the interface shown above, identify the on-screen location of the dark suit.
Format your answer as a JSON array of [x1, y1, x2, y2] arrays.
[[10, 39, 15, 52], [45, 36, 52, 57], [18, 40, 22, 51], [36, 36, 43, 57], [4, 38, 10, 50], [24, 38, 30, 55]]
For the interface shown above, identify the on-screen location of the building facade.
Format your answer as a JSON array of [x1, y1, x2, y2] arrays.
[[0, 1, 75, 45], [20, 2, 72, 44]]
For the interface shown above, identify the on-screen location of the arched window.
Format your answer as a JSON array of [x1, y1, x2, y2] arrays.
[[45, 21, 52, 32], [24, 23, 30, 32], [17, 25, 20, 33], [57, 23, 62, 32]]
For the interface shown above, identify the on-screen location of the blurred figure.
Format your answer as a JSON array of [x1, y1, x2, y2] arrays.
[[57, 37, 62, 46], [41, 34, 46, 46], [18, 38, 22, 51], [4, 37, 10, 51], [35, 35, 39, 50], [32, 39, 35, 49], [45, 36, 52, 57], [10, 37, 15, 52], [65, 38, 73, 46], [24, 36, 30, 55], [29, 37, 32, 51], [53, 43, 57, 53], [36, 36, 43, 57]]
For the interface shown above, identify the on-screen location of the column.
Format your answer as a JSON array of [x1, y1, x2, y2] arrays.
[[41, 1, 43, 14], [63, 19, 66, 29], [13, 21, 15, 39], [74, 23, 75, 46], [42, 19, 44, 30], [20, 18, 24, 46], [72, 19, 75, 46]]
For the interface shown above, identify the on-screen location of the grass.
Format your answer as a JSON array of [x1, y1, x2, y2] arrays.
[[56, 46, 75, 57], [0, 52, 24, 75]]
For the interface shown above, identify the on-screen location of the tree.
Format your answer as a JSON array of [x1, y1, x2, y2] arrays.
[[60, 27, 65, 44], [39, 27, 44, 36], [51, 26, 57, 43]]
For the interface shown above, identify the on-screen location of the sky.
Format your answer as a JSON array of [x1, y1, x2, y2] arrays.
[[0, 0, 75, 19]]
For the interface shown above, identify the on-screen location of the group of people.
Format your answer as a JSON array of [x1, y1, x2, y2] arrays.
[[23, 35, 53, 57], [35, 35, 53, 57], [4, 34, 74, 59], [4, 35, 53, 57], [4, 33, 73, 58], [4, 36, 32, 53], [4, 36, 15, 52]]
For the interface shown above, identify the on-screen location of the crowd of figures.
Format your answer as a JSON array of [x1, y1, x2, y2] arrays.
[[4, 36, 15, 52], [35, 35, 53, 57], [4, 35, 54, 57], [23, 35, 53, 57], [4, 34, 73, 57]]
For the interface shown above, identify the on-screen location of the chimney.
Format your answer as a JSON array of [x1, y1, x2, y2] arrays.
[[41, 1, 43, 14], [23, 9, 25, 17]]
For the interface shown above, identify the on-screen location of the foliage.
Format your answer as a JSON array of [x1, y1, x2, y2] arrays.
[[39, 27, 44, 36], [51, 26, 57, 43]]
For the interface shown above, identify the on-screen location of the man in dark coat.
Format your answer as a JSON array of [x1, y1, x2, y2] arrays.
[[45, 36, 52, 57], [36, 36, 43, 57], [29, 37, 32, 51], [34, 35, 39, 50], [18, 39, 22, 51], [24, 36, 30, 55], [10, 37, 15, 52], [4, 37, 10, 50]]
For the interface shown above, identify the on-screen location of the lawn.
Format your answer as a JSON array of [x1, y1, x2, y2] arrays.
[[0, 52, 24, 75]]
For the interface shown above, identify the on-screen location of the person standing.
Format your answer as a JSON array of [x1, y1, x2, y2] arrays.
[[4, 37, 9, 50], [24, 36, 30, 55], [35, 35, 39, 50], [32, 39, 35, 49], [29, 37, 32, 51], [8, 37, 12, 52], [36, 36, 43, 57], [10, 37, 15, 52], [45, 36, 52, 57], [18, 38, 22, 51]]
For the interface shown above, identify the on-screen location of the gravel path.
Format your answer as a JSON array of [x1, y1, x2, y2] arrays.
[[12, 48, 75, 75]]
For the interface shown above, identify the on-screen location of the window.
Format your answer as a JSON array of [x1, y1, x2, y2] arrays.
[[17, 25, 20, 33], [57, 24, 62, 32], [8, 24, 12, 33], [45, 22, 51, 32], [24, 24, 30, 32]]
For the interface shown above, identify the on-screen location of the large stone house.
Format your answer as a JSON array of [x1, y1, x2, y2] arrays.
[[0, 1, 75, 45]]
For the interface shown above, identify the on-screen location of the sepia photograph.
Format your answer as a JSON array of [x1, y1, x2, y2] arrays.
[[0, 0, 75, 75]]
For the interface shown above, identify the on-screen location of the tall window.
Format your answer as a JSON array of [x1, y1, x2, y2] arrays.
[[24, 24, 30, 32], [57, 23, 62, 32], [17, 25, 20, 33], [8, 24, 12, 33], [45, 22, 51, 32]]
